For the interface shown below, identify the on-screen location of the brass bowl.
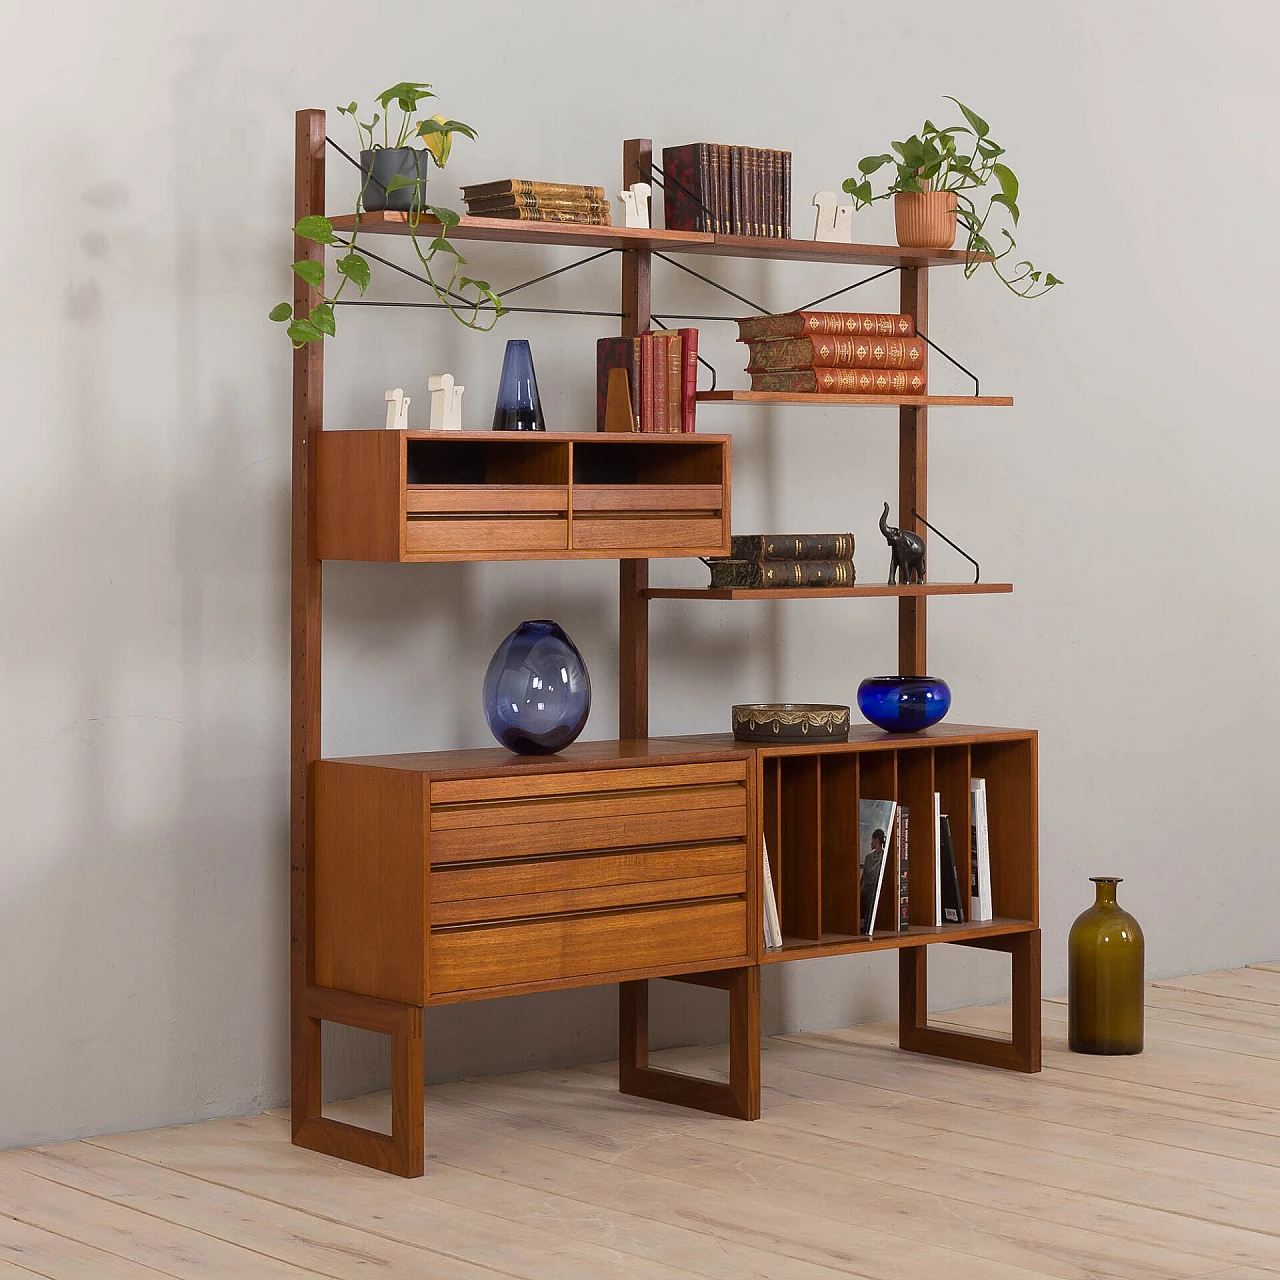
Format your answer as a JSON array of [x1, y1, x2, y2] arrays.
[[731, 703, 850, 744]]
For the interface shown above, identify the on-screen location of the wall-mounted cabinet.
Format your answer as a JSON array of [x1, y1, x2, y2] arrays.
[[315, 430, 730, 562]]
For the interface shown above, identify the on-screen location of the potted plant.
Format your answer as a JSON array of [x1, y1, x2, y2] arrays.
[[270, 81, 506, 346], [843, 98, 1060, 298]]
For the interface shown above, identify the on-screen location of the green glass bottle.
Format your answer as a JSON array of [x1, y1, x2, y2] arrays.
[[1068, 877, 1144, 1054]]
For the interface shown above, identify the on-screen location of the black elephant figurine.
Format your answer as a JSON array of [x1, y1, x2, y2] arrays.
[[880, 502, 926, 584]]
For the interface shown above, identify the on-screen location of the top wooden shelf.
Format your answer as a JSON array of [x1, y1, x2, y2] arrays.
[[327, 211, 983, 268]]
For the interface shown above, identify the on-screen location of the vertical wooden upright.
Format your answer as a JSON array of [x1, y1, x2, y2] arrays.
[[898, 266, 928, 677], [618, 138, 652, 741]]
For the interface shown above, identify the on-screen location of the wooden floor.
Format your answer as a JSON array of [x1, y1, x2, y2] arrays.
[[3, 965, 1280, 1279]]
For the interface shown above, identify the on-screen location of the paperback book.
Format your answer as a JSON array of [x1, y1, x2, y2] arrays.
[[762, 835, 783, 950], [939, 814, 967, 925], [970, 777, 993, 921], [859, 798, 897, 937]]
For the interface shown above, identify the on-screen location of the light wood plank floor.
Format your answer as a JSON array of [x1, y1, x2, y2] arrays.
[[3, 964, 1280, 1279]]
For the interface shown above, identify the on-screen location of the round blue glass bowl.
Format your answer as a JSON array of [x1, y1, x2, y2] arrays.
[[482, 620, 591, 754], [856, 675, 951, 733]]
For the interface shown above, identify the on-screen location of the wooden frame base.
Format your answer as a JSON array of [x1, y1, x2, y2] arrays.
[[899, 928, 1041, 1072], [292, 985, 425, 1177], [618, 966, 761, 1118]]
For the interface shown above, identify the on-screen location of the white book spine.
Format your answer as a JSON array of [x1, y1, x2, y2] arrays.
[[762, 837, 783, 950], [972, 778, 993, 921], [933, 792, 943, 927]]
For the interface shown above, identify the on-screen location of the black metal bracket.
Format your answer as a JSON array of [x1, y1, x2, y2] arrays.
[[912, 509, 981, 583], [915, 328, 980, 397]]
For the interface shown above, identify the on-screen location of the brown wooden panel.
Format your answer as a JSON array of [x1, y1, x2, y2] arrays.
[[779, 755, 821, 940], [431, 759, 746, 803], [761, 755, 782, 930], [313, 762, 427, 1005], [572, 484, 723, 512], [431, 781, 744, 830], [895, 747, 935, 927], [432, 872, 746, 925], [430, 805, 746, 864], [431, 842, 748, 903], [315, 430, 402, 561], [404, 515, 568, 555], [819, 753, 859, 935], [571, 515, 725, 552], [971, 736, 1039, 922], [405, 485, 568, 514], [430, 899, 748, 994]]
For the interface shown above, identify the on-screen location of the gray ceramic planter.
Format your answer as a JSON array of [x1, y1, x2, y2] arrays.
[[360, 148, 429, 214]]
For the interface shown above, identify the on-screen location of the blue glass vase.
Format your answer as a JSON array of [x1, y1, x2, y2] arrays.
[[483, 620, 590, 754], [491, 339, 546, 431], [857, 675, 951, 733]]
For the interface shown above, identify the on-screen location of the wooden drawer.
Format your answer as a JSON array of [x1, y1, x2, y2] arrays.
[[431, 841, 747, 925], [406, 485, 569, 515], [430, 899, 748, 994], [571, 515, 725, 553], [571, 484, 723, 512], [405, 514, 568, 555], [429, 769, 748, 864]]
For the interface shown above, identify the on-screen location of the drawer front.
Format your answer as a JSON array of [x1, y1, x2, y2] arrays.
[[406, 486, 569, 515], [429, 761, 749, 864], [570, 514, 725, 553], [431, 841, 748, 925], [571, 484, 723, 513], [405, 515, 569, 555], [430, 899, 748, 994]]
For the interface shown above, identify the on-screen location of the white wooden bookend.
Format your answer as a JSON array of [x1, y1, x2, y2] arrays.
[[428, 373, 465, 430], [812, 190, 854, 243], [619, 182, 652, 229], [384, 387, 411, 431]]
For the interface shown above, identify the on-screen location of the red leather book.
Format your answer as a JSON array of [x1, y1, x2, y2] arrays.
[[653, 333, 669, 433], [783, 151, 792, 238], [750, 367, 928, 394], [661, 144, 711, 231], [729, 146, 742, 235], [596, 337, 641, 431], [666, 332, 682, 432], [716, 145, 732, 234], [737, 311, 916, 342], [746, 335, 927, 372], [640, 332, 655, 431], [679, 327, 699, 432]]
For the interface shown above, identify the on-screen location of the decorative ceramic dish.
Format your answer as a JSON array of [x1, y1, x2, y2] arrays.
[[731, 703, 851, 743]]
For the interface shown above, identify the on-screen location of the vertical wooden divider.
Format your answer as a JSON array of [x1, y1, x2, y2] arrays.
[[779, 757, 821, 940], [934, 746, 972, 923], [820, 753, 860, 937], [618, 137, 652, 741], [898, 267, 928, 677]]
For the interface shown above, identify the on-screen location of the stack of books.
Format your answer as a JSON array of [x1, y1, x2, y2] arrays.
[[737, 310, 927, 395], [705, 533, 855, 590], [662, 143, 791, 237], [461, 180, 612, 225], [596, 329, 699, 433]]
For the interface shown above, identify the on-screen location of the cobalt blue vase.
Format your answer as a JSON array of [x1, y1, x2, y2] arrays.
[[857, 675, 951, 733], [491, 339, 546, 431], [482, 620, 590, 754]]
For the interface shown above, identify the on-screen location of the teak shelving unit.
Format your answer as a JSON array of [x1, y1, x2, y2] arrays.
[[290, 117, 1040, 1177]]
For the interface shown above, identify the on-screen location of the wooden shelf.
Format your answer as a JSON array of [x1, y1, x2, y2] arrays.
[[645, 583, 1012, 601], [763, 917, 1036, 963], [697, 391, 1013, 407], [327, 211, 986, 268]]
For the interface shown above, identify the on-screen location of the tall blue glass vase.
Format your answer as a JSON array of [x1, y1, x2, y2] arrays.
[[492, 339, 546, 431], [482, 620, 590, 754]]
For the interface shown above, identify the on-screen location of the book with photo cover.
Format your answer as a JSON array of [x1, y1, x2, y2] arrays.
[[859, 797, 897, 937], [939, 814, 967, 925], [970, 777, 993, 921]]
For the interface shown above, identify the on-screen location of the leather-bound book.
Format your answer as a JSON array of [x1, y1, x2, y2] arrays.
[[729, 146, 742, 235], [465, 193, 611, 215], [737, 311, 916, 342], [596, 337, 641, 431], [750, 368, 928, 395], [640, 332, 655, 432], [783, 151, 791, 238], [679, 327, 699, 432], [707, 559, 856, 589], [462, 180, 607, 202], [661, 144, 711, 231], [730, 533, 855, 561], [746, 335, 927, 372], [652, 333, 669, 433], [470, 206, 612, 224], [716, 145, 732, 233]]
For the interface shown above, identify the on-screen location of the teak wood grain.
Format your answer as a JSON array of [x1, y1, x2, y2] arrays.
[[644, 582, 1014, 600]]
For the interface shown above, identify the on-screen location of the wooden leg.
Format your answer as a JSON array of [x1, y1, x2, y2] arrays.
[[292, 985, 425, 1177], [899, 930, 1041, 1073], [618, 966, 761, 1119]]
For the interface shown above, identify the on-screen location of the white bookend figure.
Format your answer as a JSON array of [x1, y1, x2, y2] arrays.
[[384, 387, 410, 430], [428, 373, 465, 430], [812, 190, 854, 243], [619, 182, 652, 229]]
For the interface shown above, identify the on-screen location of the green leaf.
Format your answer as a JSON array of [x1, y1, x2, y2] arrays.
[[335, 251, 371, 293], [385, 173, 419, 192], [858, 153, 893, 175], [427, 236, 455, 255], [378, 81, 435, 112], [946, 97, 989, 138], [287, 318, 322, 345], [309, 302, 336, 336], [427, 204, 461, 228], [991, 162, 1019, 203], [1044, 273, 1062, 286], [291, 259, 325, 287], [459, 276, 492, 291], [269, 302, 293, 322], [989, 192, 1020, 224], [293, 214, 337, 244]]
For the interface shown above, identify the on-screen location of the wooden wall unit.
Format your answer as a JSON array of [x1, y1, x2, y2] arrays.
[[289, 115, 1040, 1178]]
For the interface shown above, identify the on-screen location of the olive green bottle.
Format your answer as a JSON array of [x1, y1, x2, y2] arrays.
[[1068, 877, 1144, 1054]]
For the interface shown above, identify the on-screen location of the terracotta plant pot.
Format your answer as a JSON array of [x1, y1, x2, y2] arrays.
[[894, 190, 958, 249]]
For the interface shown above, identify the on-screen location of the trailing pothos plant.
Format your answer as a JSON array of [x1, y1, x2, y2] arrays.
[[843, 98, 1060, 298], [270, 81, 506, 347]]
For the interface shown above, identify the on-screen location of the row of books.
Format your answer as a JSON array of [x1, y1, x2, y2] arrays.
[[705, 531, 855, 591], [662, 143, 792, 237], [596, 329, 699, 433], [737, 310, 928, 395], [762, 778, 994, 949], [460, 179, 612, 225]]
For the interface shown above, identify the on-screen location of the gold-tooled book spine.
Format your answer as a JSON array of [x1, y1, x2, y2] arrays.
[[746, 335, 926, 372], [461, 180, 607, 202], [736, 311, 916, 341], [749, 368, 927, 394]]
